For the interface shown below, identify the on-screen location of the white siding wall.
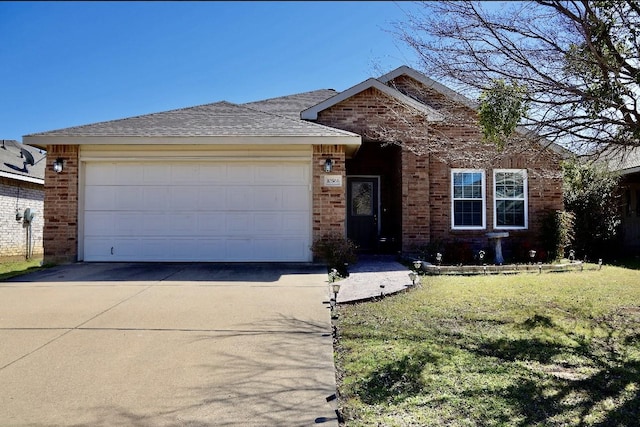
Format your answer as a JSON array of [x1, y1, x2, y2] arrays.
[[0, 177, 44, 260]]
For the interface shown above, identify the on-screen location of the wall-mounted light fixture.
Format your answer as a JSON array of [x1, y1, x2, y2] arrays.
[[52, 158, 64, 173], [324, 158, 333, 172]]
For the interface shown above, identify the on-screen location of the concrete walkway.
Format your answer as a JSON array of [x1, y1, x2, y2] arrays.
[[336, 255, 414, 303]]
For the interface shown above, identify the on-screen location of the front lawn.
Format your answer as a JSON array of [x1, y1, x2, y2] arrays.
[[334, 265, 640, 426], [0, 258, 45, 281]]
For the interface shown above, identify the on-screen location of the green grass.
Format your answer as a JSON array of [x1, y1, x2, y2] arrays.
[[0, 258, 47, 280], [335, 265, 640, 426]]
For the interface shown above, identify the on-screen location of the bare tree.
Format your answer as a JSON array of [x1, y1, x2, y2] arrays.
[[393, 1, 640, 158], [359, 67, 564, 178]]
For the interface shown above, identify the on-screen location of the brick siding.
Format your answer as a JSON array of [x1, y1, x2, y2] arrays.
[[312, 145, 346, 246], [43, 145, 79, 264], [0, 177, 44, 261]]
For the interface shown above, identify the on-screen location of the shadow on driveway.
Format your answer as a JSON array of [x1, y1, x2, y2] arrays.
[[4, 262, 326, 283]]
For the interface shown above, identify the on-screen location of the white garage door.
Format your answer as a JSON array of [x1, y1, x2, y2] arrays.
[[82, 161, 311, 262]]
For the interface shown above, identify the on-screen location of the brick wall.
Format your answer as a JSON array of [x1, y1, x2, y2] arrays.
[[43, 145, 79, 264], [315, 78, 564, 258], [312, 145, 346, 246], [0, 177, 44, 261]]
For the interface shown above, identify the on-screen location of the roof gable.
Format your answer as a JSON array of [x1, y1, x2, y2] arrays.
[[301, 78, 444, 121], [378, 66, 479, 110]]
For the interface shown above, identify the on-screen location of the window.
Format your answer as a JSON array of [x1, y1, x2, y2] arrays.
[[451, 169, 486, 229], [494, 169, 528, 229]]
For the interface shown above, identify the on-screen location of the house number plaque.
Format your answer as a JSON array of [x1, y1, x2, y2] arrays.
[[323, 175, 343, 187]]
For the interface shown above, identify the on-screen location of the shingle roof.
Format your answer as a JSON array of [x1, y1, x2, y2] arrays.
[[244, 89, 338, 119], [603, 146, 640, 174], [0, 139, 45, 183], [25, 99, 356, 138]]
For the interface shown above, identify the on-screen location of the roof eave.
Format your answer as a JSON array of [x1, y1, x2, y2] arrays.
[[0, 170, 44, 185], [24, 134, 362, 149]]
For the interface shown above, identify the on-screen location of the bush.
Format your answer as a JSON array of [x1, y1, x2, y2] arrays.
[[311, 233, 358, 276], [562, 159, 621, 260], [540, 209, 575, 261]]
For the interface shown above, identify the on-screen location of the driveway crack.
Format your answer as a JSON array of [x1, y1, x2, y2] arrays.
[[0, 284, 154, 372]]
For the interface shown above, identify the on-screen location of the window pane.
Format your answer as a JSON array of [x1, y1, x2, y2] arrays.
[[351, 182, 373, 216], [453, 172, 482, 199], [496, 200, 524, 227], [454, 200, 483, 227], [496, 172, 524, 199]]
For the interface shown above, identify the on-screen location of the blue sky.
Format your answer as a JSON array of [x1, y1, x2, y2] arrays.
[[1, 1, 422, 142]]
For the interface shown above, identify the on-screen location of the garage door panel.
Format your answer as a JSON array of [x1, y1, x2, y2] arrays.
[[254, 188, 280, 210], [142, 186, 169, 210], [280, 239, 308, 260], [113, 214, 139, 235], [83, 161, 311, 262], [198, 213, 226, 234], [85, 163, 115, 185], [198, 187, 227, 210], [171, 164, 200, 184], [282, 187, 309, 210], [282, 213, 309, 234], [113, 238, 144, 259], [141, 164, 167, 185], [227, 187, 255, 210], [170, 187, 199, 208], [141, 214, 168, 235], [256, 164, 308, 184], [115, 187, 144, 210], [227, 213, 253, 235], [112, 164, 142, 185], [85, 186, 116, 210], [254, 213, 281, 234], [84, 238, 114, 260], [199, 164, 227, 183], [167, 214, 198, 236], [198, 239, 227, 259], [227, 164, 255, 184], [226, 239, 253, 260], [166, 239, 198, 260], [84, 212, 114, 236], [136, 237, 171, 261]]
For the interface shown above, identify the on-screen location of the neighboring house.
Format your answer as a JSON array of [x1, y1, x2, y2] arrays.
[[0, 140, 45, 261], [24, 66, 566, 264], [606, 148, 640, 254]]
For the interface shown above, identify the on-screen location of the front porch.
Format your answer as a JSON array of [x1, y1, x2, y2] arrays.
[[346, 140, 402, 254]]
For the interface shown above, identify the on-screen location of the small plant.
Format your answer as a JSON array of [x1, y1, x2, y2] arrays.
[[311, 233, 358, 276]]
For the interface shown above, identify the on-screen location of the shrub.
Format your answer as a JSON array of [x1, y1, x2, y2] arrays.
[[311, 233, 358, 276], [563, 159, 621, 260], [540, 209, 575, 261]]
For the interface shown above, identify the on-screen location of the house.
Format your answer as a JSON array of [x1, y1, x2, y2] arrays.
[[0, 140, 45, 261], [606, 147, 640, 254], [24, 66, 565, 264]]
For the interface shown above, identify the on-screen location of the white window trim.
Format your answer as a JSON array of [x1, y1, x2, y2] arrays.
[[493, 169, 528, 230], [451, 169, 486, 230]]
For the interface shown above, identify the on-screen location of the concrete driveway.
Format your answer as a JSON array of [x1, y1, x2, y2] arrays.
[[0, 263, 338, 427]]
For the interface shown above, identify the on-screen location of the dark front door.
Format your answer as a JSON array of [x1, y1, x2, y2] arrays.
[[347, 177, 379, 251]]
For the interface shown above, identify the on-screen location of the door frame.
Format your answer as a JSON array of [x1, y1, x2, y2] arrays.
[[346, 175, 381, 239]]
